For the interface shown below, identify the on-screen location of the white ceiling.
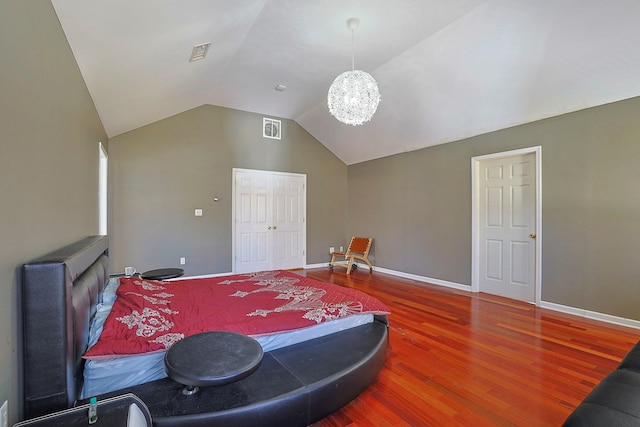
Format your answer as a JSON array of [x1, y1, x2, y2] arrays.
[[52, 0, 640, 165]]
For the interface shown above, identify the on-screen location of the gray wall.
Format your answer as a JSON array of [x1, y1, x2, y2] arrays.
[[0, 2, 107, 423], [348, 97, 640, 320], [108, 105, 347, 276], [3, 3, 640, 424]]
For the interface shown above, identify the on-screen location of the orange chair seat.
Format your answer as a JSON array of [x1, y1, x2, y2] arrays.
[[329, 237, 373, 275]]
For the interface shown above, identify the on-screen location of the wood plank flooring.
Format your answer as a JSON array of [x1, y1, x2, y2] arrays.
[[297, 268, 640, 427]]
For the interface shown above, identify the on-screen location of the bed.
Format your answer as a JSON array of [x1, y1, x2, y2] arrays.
[[21, 236, 389, 426]]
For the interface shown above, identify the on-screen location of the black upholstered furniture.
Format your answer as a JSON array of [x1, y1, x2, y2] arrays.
[[22, 236, 109, 419], [164, 331, 263, 395], [103, 319, 388, 426], [14, 394, 152, 427], [564, 340, 640, 426], [21, 236, 389, 426]]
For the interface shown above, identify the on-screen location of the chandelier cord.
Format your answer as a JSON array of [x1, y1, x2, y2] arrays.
[[351, 27, 355, 71]]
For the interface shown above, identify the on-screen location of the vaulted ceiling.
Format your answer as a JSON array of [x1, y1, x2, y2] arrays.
[[52, 0, 640, 165]]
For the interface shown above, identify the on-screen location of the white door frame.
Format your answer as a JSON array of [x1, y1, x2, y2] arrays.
[[231, 168, 307, 273], [98, 142, 108, 235], [471, 146, 542, 305]]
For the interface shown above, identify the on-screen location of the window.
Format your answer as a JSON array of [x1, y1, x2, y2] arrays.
[[99, 142, 108, 235]]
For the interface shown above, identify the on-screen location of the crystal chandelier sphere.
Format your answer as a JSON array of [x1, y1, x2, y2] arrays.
[[327, 69, 381, 126]]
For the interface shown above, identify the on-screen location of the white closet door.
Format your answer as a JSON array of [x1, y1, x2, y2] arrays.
[[233, 169, 305, 273], [272, 174, 305, 270], [235, 170, 273, 273]]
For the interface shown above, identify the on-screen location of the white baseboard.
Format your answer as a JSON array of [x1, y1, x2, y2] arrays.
[[365, 266, 640, 330], [305, 263, 328, 270], [370, 265, 471, 291], [305, 262, 471, 292], [540, 301, 640, 330]]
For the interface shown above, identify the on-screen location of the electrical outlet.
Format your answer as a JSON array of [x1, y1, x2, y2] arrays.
[[180, 257, 186, 265], [329, 247, 335, 253], [340, 246, 344, 252], [194, 209, 203, 217], [1, 400, 8, 427]]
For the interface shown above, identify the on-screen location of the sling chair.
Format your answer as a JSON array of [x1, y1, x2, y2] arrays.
[[329, 237, 373, 275]]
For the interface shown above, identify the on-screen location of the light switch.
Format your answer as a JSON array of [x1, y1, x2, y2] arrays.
[[195, 209, 203, 216]]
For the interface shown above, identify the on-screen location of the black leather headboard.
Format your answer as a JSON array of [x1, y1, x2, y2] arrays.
[[22, 236, 109, 419]]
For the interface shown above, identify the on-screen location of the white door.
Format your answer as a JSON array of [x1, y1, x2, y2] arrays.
[[272, 174, 305, 270], [478, 152, 536, 302], [233, 169, 306, 273], [235, 170, 272, 273]]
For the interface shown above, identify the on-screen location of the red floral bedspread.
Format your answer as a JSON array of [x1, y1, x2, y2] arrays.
[[84, 270, 389, 359]]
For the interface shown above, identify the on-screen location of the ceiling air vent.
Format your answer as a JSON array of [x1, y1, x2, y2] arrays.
[[189, 42, 211, 62]]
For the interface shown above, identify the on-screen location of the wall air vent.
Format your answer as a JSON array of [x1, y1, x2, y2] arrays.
[[189, 42, 211, 62], [263, 118, 281, 140]]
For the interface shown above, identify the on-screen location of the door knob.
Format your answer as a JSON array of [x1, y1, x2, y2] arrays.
[[268, 226, 272, 230], [273, 226, 277, 230], [529, 233, 536, 239]]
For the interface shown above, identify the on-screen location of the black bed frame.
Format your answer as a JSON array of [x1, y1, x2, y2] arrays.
[[21, 236, 389, 426]]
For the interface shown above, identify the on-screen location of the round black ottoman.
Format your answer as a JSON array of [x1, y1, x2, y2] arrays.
[[164, 331, 263, 395]]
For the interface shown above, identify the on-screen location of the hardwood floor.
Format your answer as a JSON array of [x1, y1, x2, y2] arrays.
[[297, 268, 640, 427]]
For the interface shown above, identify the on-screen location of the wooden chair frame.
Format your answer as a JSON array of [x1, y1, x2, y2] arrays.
[[329, 237, 373, 275]]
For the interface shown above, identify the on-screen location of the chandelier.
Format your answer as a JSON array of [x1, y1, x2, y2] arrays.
[[327, 18, 381, 126]]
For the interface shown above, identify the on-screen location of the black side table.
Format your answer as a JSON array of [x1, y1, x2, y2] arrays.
[[140, 268, 184, 280], [164, 331, 263, 395], [13, 394, 152, 426]]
